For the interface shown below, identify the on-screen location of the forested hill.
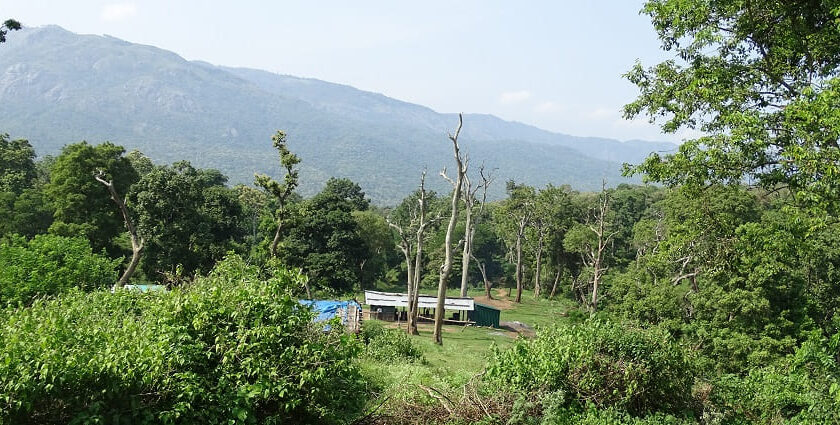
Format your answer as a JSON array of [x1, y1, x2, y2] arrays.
[[0, 25, 675, 204]]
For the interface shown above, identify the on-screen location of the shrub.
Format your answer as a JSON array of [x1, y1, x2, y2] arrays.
[[361, 321, 423, 363], [486, 320, 694, 417], [0, 234, 120, 306], [0, 255, 367, 424]]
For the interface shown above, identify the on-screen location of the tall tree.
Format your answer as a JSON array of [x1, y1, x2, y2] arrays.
[[46, 142, 139, 255], [387, 171, 439, 335], [625, 1, 840, 215], [563, 183, 617, 313], [433, 114, 466, 345], [94, 170, 143, 287], [127, 161, 242, 278], [255, 131, 300, 258], [495, 181, 535, 303], [459, 165, 493, 297], [0, 135, 36, 194], [279, 187, 365, 294]]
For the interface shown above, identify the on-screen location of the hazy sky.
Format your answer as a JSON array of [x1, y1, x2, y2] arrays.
[[2, 1, 694, 142]]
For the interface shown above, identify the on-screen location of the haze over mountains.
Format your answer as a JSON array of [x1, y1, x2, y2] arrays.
[[0, 26, 675, 204]]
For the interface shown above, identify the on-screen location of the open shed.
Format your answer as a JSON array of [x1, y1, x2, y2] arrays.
[[363, 290, 475, 323]]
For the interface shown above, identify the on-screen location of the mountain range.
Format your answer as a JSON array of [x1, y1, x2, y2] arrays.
[[0, 26, 675, 204]]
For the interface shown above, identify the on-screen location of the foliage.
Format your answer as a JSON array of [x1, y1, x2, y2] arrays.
[[486, 320, 694, 417], [353, 210, 398, 288], [0, 255, 367, 424], [0, 134, 35, 194], [279, 188, 366, 293], [624, 0, 840, 214], [127, 161, 243, 277], [0, 19, 20, 43], [360, 321, 423, 363], [45, 142, 139, 254], [0, 188, 52, 239], [0, 234, 119, 306]]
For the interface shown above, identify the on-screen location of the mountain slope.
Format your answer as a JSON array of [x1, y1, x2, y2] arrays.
[[0, 26, 673, 204]]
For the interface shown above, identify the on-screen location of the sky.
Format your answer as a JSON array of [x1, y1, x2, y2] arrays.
[[1, 1, 696, 143]]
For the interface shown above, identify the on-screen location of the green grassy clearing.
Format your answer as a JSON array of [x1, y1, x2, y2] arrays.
[[357, 286, 581, 413]]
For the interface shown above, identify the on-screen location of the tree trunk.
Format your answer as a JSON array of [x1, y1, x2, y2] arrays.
[[533, 236, 543, 298], [95, 172, 143, 288], [549, 267, 562, 299], [473, 254, 493, 299], [269, 220, 283, 258], [434, 114, 465, 345], [515, 235, 523, 303], [409, 237, 422, 335], [459, 212, 473, 297]]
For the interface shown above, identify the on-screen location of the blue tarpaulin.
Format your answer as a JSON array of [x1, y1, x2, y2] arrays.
[[299, 300, 362, 329]]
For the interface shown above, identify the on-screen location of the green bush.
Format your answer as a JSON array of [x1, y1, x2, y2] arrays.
[[486, 320, 694, 417], [0, 234, 120, 306], [702, 328, 840, 424], [0, 255, 367, 424], [360, 321, 423, 363]]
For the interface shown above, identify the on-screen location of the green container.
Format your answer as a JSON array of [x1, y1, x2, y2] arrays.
[[469, 303, 501, 328]]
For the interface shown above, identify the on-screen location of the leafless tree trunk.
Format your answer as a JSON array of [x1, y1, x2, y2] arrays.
[[586, 181, 616, 313], [388, 171, 435, 335], [533, 232, 545, 298], [410, 172, 436, 335], [514, 213, 528, 303], [549, 267, 562, 299], [472, 253, 493, 299], [434, 114, 466, 345], [459, 165, 493, 297], [95, 171, 143, 287]]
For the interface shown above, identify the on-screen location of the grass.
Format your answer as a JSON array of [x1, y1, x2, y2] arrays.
[[356, 285, 581, 416]]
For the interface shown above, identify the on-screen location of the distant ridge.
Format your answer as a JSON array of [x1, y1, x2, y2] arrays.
[[0, 26, 675, 204]]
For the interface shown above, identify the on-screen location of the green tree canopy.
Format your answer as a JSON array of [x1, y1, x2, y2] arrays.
[[0, 134, 36, 194], [46, 142, 139, 254], [127, 161, 242, 278], [625, 0, 840, 214]]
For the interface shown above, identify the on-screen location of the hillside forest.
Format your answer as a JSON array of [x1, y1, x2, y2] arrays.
[[2, 1, 840, 424]]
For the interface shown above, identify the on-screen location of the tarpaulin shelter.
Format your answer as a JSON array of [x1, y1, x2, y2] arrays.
[[299, 300, 362, 332]]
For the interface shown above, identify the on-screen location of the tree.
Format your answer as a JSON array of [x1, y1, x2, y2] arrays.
[[563, 183, 617, 313], [624, 1, 840, 214], [387, 172, 439, 335], [127, 161, 242, 278], [279, 187, 365, 294], [255, 131, 300, 258], [0, 134, 36, 194], [0, 19, 20, 43], [459, 165, 493, 297], [46, 142, 139, 255], [323, 177, 370, 211], [527, 184, 577, 299], [353, 210, 394, 289], [433, 114, 466, 345], [495, 181, 535, 303], [95, 170, 143, 287]]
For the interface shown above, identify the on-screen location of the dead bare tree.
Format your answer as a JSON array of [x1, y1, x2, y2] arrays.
[[585, 181, 617, 313], [513, 211, 531, 303], [459, 165, 493, 297], [387, 171, 438, 335], [94, 170, 143, 287], [433, 114, 466, 345]]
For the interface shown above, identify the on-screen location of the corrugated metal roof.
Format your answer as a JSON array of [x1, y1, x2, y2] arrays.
[[364, 290, 474, 311]]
